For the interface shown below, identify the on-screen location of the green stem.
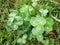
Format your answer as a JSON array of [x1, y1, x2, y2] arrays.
[[51, 15, 60, 22], [50, 0, 60, 5]]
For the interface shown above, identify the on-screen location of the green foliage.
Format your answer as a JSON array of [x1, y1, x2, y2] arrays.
[[0, 0, 60, 45], [17, 34, 27, 44], [45, 17, 54, 33], [30, 15, 46, 26], [6, 10, 23, 31], [39, 9, 48, 17]]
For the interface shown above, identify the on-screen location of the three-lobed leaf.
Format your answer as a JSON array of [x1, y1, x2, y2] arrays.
[[30, 15, 46, 27]]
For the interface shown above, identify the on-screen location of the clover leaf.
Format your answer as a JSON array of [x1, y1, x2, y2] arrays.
[[30, 16, 46, 26], [7, 10, 17, 26], [39, 9, 48, 17], [45, 26, 53, 33], [32, 26, 44, 36]]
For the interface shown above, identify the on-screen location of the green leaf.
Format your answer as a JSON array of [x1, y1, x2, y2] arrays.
[[32, 1, 38, 7], [20, 5, 34, 21], [30, 16, 46, 26], [20, 5, 33, 15], [15, 21, 23, 25], [22, 34, 27, 40], [17, 38, 22, 43], [45, 26, 52, 33], [17, 35, 27, 44], [28, 34, 33, 40], [22, 39, 26, 44], [7, 11, 17, 26], [44, 17, 54, 33], [49, 39, 54, 45], [12, 24, 18, 30], [32, 26, 44, 36], [15, 16, 22, 21], [32, 26, 44, 42], [37, 35, 43, 41], [14, 16, 23, 25], [17, 38, 26, 44], [39, 9, 48, 17], [44, 40, 49, 45], [46, 17, 54, 26]]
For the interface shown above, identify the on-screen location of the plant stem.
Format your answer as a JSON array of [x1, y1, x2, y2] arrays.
[[51, 15, 60, 22], [50, 0, 60, 5]]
